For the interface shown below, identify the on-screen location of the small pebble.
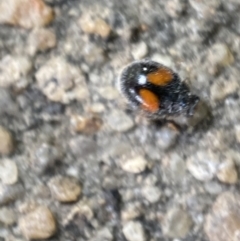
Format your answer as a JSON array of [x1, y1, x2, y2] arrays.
[[131, 42, 148, 60], [0, 55, 32, 88], [187, 150, 220, 181], [186, 18, 215, 43], [143, 174, 158, 186], [165, 0, 186, 18], [98, 86, 120, 100], [204, 181, 223, 195], [63, 200, 93, 227], [70, 115, 103, 135], [19, 206, 56, 240], [35, 57, 89, 103], [27, 28, 57, 56], [69, 136, 98, 158], [89, 103, 105, 113], [0, 183, 24, 205], [187, 194, 212, 213], [33, 184, 51, 199], [102, 141, 132, 164], [235, 125, 240, 143], [66, 165, 80, 179], [90, 227, 113, 241], [201, 129, 227, 150], [204, 192, 240, 241], [217, 158, 238, 184], [167, 153, 186, 182], [78, 14, 111, 38], [122, 221, 146, 241], [210, 78, 239, 101], [121, 202, 143, 221], [156, 124, 179, 150], [141, 186, 161, 203], [119, 155, 147, 174], [0, 0, 54, 29], [81, 42, 105, 65], [208, 43, 234, 73], [48, 175, 82, 202], [0, 88, 18, 116], [0, 207, 16, 226], [0, 159, 18, 185], [0, 126, 14, 155], [162, 207, 193, 238], [106, 110, 134, 132], [151, 54, 174, 68]]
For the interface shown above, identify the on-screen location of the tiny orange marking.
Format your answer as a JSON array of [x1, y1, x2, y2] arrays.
[[139, 89, 159, 113], [147, 67, 173, 86]]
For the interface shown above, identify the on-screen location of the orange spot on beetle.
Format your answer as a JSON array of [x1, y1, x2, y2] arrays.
[[147, 67, 173, 86], [139, 89, 159, 112]]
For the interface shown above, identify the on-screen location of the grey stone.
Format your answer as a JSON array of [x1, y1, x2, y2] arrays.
[[0, 207, 16, 225], [155, 125, 179, 150], [33, 143, 63, 174], [162, 207, 193, 238], [0, 55, 32, 88], [187, 150, 220, 181], [0, 183, 24, 206], [106, 110, 134, 132], [141, 186, 161, 203]]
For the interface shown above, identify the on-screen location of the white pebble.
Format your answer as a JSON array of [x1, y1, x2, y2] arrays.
[[122, 221, 146, 241], [120, 156, 147, 174], [131, 42, 148, 60], [141, 186, 161, 203], [0, 159, 18, 185]]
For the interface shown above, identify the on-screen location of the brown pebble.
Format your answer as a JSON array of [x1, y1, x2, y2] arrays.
[[63, 200, 93, 226], [70, 115, 103, 135], [217, 159, 238, 184], [0, 126, 14, 155], [208, 43, 234, 75], [19, 206, 56, 240], [204, 192, 240, 241], [78, 14, 111, 38], [48, 175, 82, 202], [27, 28, 57, 56], [165, 0, 186, 18], [235, 125, 240, 143], [0, 0, 54, 29], [210, 78, 239, 101], [121, 202, 143, 221]]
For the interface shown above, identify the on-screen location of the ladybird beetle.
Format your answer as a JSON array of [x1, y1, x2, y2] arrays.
[[118, 60, 199, 118]]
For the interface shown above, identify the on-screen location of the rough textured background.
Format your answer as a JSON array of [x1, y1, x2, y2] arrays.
[[0, 0, 240, 241]]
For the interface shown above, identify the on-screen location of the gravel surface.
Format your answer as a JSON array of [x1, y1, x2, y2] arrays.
[[0, 0, 240, 241]]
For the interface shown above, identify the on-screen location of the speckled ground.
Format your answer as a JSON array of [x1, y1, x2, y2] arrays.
[[0, 0, 240, 241]]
